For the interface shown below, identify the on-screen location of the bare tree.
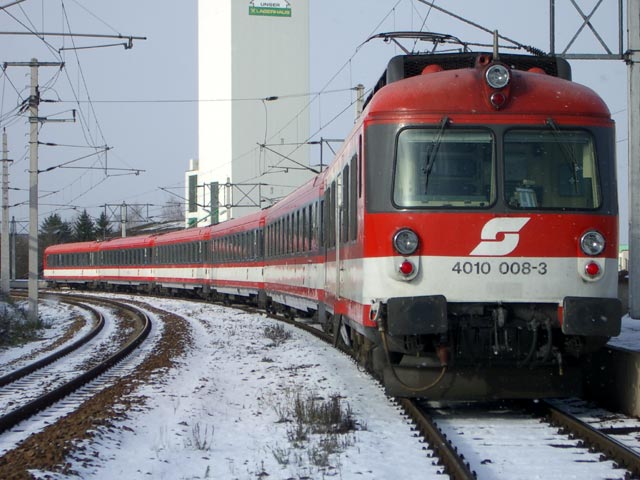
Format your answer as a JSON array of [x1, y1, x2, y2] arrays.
[[128, 204, 149, 225], [161, 196, 185, 222]]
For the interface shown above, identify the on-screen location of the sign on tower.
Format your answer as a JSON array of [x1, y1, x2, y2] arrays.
[[249, 0, 291, 17]]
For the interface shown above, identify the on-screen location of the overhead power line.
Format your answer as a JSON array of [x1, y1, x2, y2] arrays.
[[414, 0, 547, 56], [55, 87, 357, 104], [0, 1, 26, 10], [0, 31, 147, 50]]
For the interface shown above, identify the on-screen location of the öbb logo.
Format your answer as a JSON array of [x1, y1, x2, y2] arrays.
[[470, 218, 530, 256]]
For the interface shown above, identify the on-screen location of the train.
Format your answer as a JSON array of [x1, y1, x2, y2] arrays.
[[44, 45, 622, 399]]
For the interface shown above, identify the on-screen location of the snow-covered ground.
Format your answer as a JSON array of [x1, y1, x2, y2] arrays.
[[608, 314, 640, 350], [0, 300, 91, 372], [6, 296, 443, 479], [2, 297, 639, 479]]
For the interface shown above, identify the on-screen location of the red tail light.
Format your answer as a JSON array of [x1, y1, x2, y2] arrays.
[[585, 262, 601, 277], [399, 260, 414, 276]]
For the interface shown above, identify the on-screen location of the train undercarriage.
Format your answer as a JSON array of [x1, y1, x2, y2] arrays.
[[329, 300, 613, 400]]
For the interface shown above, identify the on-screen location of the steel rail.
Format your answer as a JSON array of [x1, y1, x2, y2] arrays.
[[398, 398, 476, 480], [0, 298, 105, 387], [0, 299, 151, 434], [540, 399, 640, 477]]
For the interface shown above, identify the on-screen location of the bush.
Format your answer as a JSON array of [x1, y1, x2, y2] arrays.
[[293, 394, 357, 435], [0, 298, 40, 348], [263, 323, 291, 346], [270, 391, 361, 472]]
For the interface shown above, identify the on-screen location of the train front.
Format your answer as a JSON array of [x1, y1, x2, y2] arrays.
[[361, 53, 621, 399]]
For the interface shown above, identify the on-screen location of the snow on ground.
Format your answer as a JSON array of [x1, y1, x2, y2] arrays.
[[28, 296, 444, 480], [0, 299, 93, 372], [608, 314, 640, 350], [2, 298, 640, 479]]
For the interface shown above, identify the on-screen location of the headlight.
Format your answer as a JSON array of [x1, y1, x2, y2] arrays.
[[485, 64, 510, 89], [580, 231, 605, 256], [393, 229, 419, 255]]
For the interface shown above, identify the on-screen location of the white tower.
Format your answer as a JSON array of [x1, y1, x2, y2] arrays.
[[188, 0, 312, 226]]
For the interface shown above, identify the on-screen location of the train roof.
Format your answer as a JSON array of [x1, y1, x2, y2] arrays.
[[365, 52, 571, 108], [366, 53, 610, 121], [44, 241, 100, 254], [153, 226, 212, 246], [98, 235, 156, 250], [209, 209, 265, 237]]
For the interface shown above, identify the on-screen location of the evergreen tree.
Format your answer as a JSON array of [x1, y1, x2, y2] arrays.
[[39, 213, 73, 271], [59, 221, 73, 241], [73, 210, 96, 241], [40, 213, 73, 246], [95, 211, 112, 240]]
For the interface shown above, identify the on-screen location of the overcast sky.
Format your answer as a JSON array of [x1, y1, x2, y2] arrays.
[[0, 0, 629, 239]]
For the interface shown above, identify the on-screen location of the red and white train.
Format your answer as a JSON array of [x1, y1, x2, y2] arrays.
[[44, 48, 621, 399]]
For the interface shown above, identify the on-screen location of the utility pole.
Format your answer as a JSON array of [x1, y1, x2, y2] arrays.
[[120, 202, 127, 237], [628, 0, 640, 318], [4, 59, 63, 322], [210, 182, 219, 225], [1, 129, 10, 295], [28, 59, 39, 322], [354, 84, 365, 119], [10, 217, 15, 281]]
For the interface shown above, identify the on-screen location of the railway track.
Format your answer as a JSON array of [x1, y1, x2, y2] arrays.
[[0, 298, 105, 387], [24, 291, 640, 479], [0, 295, 151, 437], [249, 302, 640, 479], [414, 398, 640, 479], [398, 398, 477, 479], [539, 398, 640, 478]]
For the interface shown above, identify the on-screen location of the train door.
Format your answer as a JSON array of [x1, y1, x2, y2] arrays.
[[335, 172, 344, 300], [325, 159, 356, 304], [338, 158, 357, 302], [321, 172, 346, 343], [323, 178, 337, 303]]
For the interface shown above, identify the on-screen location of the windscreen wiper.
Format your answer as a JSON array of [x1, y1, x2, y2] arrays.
[[546, 117, 580, 193], [423, 116, 450, 192]]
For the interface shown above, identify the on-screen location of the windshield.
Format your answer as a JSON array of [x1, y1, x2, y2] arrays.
[[504, 129, 600, 209], [393, 129, 495, 208]]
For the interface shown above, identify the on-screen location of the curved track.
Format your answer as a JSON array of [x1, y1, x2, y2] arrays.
[[0, 298, 105, 387], [0, 296, 151, 435]]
